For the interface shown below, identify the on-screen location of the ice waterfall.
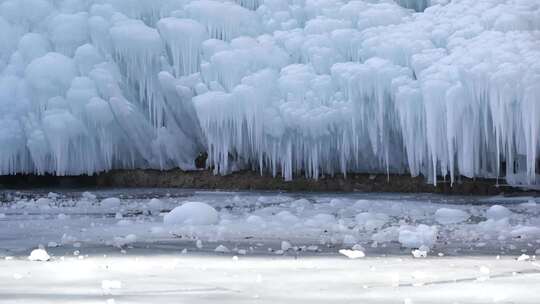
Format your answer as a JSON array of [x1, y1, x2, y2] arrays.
[[0, 0, 539, 185]]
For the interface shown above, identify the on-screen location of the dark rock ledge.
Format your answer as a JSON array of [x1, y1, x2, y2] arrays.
[[1, 169, 537, 196]]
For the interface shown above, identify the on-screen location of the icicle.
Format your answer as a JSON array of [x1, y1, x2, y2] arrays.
[[0, 0, 538, 186], [110, 17, 164, 126], [157, 18, 207, 77]]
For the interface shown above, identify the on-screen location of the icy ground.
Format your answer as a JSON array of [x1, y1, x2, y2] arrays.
[[1, 190, 540, 303]]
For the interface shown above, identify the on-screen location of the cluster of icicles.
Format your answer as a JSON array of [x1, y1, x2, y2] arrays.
[[0, 0, 539, 185]]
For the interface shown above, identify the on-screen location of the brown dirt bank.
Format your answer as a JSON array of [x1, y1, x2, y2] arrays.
[[0, 169, 538, 196]]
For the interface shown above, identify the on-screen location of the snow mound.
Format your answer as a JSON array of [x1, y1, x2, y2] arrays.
[[214, 245, 230, 253], [486, 205, 512, 220], [101, 197, 121, 208], [164, 202, 219, 225], [517, 254, 530, 262], [28, 248, 50, 261]]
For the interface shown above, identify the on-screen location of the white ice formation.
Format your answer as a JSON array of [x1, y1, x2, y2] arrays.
[[28, 248, 50, 261], [0, 0, 539, 185], [163, 201, 219, 225]]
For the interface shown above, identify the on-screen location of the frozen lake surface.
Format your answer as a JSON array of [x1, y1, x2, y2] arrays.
[[1, 189, 539, 303]]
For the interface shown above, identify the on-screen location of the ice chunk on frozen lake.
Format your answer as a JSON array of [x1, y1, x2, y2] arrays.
[[164, 202, 219, 225], [399, 224, 437, 248], [101, 197, 121, 208], [486, 205, 512, 220], [28, 248, 50, 262]]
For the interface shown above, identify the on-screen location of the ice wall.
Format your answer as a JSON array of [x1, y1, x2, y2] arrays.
[[0, 0, 539, 185]]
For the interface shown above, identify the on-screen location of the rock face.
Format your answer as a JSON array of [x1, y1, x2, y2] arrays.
[[0, 169, 533, 196], [194, 153, 208, 169]]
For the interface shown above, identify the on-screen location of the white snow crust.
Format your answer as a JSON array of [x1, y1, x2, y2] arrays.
[[0, 0, 539, 185]]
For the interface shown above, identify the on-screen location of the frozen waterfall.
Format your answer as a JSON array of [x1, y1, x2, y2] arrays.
[[0, 0, 539, 185]]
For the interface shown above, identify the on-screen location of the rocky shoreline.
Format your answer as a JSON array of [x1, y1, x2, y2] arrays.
[[0, 169, 537, 196]]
